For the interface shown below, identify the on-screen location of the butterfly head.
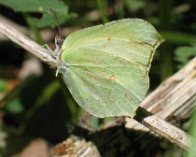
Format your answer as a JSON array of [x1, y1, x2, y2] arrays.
[[55, 34, 64, 50]]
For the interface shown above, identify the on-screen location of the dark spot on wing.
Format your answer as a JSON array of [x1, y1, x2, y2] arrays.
[[109, 74, 116, 81], [108, 37, 112, 41]]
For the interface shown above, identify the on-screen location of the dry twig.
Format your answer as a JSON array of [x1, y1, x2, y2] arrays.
[[0, 16, 56, 66], [126, 57, 196, 149]]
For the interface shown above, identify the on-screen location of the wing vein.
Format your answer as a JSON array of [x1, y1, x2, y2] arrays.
[[79, 47, 148, 71], [73, 67, 142, 102], [73, 38, 154, 59]]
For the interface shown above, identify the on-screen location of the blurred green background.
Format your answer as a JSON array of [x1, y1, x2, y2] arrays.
[[0, 0, 196, 156]]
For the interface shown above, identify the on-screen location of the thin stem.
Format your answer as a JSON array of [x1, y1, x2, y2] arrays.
[[159, 0, 174, 79], [96, 0, 109, 23]]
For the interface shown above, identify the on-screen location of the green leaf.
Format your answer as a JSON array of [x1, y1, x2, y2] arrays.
[[125, 0, 146, 12], [96, 0, 109, 23], [186, 109, 196, 157], [34, 12, 77, 28], [0, 79, 7, 92], [161, 31, 196, 45], [0, 0, 76, 27], [5, 98, 24, 114], [175, 45, 196, 67], [58, 19, 163, 118]]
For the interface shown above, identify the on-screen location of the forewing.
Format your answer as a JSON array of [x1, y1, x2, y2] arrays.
[[60, 19, 163, 118]]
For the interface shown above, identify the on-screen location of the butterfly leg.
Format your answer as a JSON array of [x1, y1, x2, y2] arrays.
[[42, 44, 58, 58], [42, 44, 66, 76], [56, 62, 68, 77], [55, 48, 69, 77]]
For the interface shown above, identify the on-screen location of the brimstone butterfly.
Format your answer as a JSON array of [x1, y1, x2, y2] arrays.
[[53, 19, 163, 118]]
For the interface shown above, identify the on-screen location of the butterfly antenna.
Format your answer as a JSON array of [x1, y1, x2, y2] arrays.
[[48, 8, 63, 47]]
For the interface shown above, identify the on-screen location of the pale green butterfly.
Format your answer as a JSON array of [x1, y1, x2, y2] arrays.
[[52, 19, 163, 118]]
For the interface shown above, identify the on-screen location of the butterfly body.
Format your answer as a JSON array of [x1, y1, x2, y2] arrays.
[[56, 19, 163, 118]]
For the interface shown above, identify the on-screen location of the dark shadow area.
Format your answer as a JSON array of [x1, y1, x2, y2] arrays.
[[73, 125, 165, 157]]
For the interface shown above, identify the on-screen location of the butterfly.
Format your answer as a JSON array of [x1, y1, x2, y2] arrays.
[[52, 19, 163, 118]]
